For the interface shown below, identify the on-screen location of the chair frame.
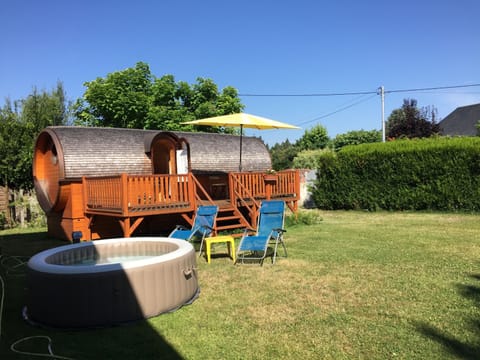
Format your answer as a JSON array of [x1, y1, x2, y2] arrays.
[[168, 205, 218, 255], [235, 200, 287, 266]]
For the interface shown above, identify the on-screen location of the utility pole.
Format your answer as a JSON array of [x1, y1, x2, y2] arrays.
[[378, 85, 385, 142]]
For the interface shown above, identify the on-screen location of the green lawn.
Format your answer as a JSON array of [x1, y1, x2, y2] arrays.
[[1, 211, 479, 359]]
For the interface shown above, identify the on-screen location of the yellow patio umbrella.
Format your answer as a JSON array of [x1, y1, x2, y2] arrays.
[[183, 113, 300, 172]]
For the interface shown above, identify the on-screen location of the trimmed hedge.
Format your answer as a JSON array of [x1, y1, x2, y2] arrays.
[[313, 137, 480, 211]]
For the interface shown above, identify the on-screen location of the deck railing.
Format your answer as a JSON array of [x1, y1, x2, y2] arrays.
[[229, 170, 299, 202], [81, 170, 300, 238], [83, 170, 300, 218], [83, 173, 195, 216], [269, 170, 299, 199], [229, 170, 300, 221]]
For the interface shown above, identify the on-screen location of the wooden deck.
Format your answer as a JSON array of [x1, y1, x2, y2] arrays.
[[82, 170, 299, 238]]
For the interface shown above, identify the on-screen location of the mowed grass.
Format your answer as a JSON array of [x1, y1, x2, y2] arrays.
[[1, 211, 480, 359]]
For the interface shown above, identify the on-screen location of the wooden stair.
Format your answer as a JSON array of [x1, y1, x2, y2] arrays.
[[215, 205, 250, 237]]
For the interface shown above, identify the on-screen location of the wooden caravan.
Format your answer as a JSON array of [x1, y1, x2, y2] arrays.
[[33, 126, 299, 241]]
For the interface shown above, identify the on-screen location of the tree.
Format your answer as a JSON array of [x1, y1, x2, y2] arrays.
[[269, 124, 330, 170], [73, 62, 244, 131], [295, 124, 329, 151], [269, 139, 299, 170], [21, 82, 71, 131], [144, 75, 193, 130], [386, 99, 441, 139], [332, 129, 381, 151], [74, 62, 152, 128], [0, 83, 70, 190]]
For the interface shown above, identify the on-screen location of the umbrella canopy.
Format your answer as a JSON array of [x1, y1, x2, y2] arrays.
[[183, 113, 300, 171], [183, 113, 300, 130]]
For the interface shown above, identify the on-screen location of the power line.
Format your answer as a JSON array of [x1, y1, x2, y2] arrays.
[[240, 90, 376, 97], [239, 83, 480, 97], [243, 82, 480, 144], [297, 94, 377, 126], [384, 83, 480, 94]]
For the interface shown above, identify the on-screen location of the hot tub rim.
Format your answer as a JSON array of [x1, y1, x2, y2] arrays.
[[27, 237, 194, 274]]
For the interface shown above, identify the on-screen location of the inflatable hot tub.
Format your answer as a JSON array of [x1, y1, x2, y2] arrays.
[[26, 237, 199, 328]]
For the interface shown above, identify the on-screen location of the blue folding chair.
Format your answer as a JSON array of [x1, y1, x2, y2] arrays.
[[235, 200, 287, 265], [169, 205, 218, 254]]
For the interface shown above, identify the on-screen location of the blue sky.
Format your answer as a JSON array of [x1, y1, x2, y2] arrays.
[[1, 0, 479, 145]]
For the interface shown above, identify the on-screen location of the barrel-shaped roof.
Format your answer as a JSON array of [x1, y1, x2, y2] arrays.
[[38, 126, 271, 178], [45, 127, 154, 178], [171, 131, 271, 173]]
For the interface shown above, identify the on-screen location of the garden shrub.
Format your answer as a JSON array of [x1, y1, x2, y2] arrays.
[[292, 148, 334, 170], [285, 209, 323, 226], [312, 137, 480, 211]]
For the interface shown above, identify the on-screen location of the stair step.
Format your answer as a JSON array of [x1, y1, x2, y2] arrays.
[[213, 202, 253, 233], [218, 208, 236, 213], [217, 215, 242, 221]]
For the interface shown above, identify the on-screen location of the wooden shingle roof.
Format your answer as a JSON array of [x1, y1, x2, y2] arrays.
[[439, 103, 480, 136], [171, 131, 271, 173], [38, 126, 271, 179], [45, 127, 155, 179]]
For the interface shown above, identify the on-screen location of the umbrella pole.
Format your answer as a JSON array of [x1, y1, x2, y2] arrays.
[[239, 124, 243, 172]]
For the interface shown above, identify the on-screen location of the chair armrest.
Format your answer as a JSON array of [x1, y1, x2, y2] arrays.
[[242, 227, 256, 236], [174, 225, 188, 231], [273, 228, 287, 233]]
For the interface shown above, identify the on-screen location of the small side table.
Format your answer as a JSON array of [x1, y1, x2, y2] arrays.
[[204, 235, 236, 264]]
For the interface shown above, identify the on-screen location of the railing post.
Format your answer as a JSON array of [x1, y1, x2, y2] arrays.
[[229, 173, 235, 204], [295, 170, 300, 202], [188, 173, 196, 209], [121, 173, 129, 216], [82, 176, 87, 212]]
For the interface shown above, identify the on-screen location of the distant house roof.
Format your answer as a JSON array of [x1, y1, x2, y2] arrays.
[[439, 103, 480, 136]]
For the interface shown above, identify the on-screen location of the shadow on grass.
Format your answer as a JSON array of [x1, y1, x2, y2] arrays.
[[0, 231, 185, 359], [415, 274, 480, 360]]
